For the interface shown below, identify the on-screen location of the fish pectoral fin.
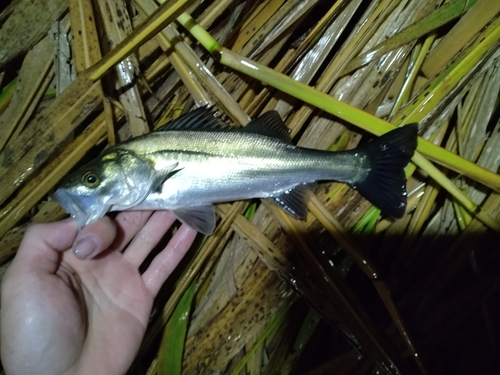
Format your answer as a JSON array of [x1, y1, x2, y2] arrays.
[[152, 163, 180, 193], [269, 184, 311, 220], [172, 205, 216, 235]]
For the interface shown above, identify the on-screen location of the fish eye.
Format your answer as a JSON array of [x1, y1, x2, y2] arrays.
[[82, 171, 100, 188]]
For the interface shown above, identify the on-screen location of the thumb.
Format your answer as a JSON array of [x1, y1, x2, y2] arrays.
[[72, 216, 117, 260]]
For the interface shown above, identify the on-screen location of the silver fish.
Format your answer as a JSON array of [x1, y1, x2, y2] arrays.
[[54, 107, 418, 234]]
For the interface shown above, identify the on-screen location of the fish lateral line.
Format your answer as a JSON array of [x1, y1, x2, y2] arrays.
[[54, 107, 418, 234]]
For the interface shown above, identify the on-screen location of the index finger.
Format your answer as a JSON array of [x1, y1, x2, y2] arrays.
[[72, 211, 155, 259]]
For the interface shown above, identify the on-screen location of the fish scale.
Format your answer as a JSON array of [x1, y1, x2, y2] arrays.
[[128, 130, 366, 208], [54, 107, 418, 234]]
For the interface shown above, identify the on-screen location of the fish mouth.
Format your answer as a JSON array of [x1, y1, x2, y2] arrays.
[[53, 189, 94, 228]]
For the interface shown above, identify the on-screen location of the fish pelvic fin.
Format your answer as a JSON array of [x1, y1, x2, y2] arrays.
[[353, 124, 418, 218], [172, 205, 216, 235]]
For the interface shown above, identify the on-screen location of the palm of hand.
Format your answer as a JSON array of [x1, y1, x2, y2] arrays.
[[1, 211, 197, 375]]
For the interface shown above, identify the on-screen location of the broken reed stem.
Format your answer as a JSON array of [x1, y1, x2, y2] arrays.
[[89, 0, 194, 81]]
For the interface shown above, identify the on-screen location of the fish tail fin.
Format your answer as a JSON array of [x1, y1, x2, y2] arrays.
[[353, 124, 418, 218]]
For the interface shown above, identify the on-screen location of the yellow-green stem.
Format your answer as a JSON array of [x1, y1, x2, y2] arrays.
[[177, 12, 500, 232], [176, 13, 500, 190], [218, 47, 500, 188]]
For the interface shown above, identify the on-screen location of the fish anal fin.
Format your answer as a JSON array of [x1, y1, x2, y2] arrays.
[[270, 184, 311, 220], [240, 111, 291, 142], [353, 123, 418, 218], [172, 205, 216, 235]]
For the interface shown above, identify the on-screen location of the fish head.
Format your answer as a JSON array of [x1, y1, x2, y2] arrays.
[[54, 149, 157, 227]]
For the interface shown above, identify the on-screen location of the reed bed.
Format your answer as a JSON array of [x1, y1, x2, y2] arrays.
[[0, 0, 500, 373]]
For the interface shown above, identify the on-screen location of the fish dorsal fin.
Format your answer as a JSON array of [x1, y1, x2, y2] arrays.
[[269, 184, 311, 220], [239, 111, 291, 142], [156, 106, 232, 132]]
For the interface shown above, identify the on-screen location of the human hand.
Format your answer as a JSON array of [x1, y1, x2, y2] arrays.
[[1, 210, 197, 375]]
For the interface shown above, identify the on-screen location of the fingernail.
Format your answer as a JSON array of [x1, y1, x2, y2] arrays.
[[73, 236, 99, 260]]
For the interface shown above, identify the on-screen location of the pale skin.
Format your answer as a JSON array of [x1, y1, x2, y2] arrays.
[[0, 210, 197, 375]]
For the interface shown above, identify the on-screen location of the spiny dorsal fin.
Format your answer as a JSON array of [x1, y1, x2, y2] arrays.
[[239, 111, 291, 142], [157, 108, 292, 142], [156, 106, 232, 132]]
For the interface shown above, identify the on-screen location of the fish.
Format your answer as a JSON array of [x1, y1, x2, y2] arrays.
[[54, 107, 418, 235]]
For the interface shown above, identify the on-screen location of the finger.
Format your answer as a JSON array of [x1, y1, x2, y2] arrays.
[[72, 216, 116, 259], [72, 211, 156, 260], [142, 225, 197, 295], [109, 210, 154, 253], [123, 210, 177, 267], [13, 219, 78, 273]]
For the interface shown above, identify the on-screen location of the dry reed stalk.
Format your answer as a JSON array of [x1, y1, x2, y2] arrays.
[[0, 0, 499, 374]]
